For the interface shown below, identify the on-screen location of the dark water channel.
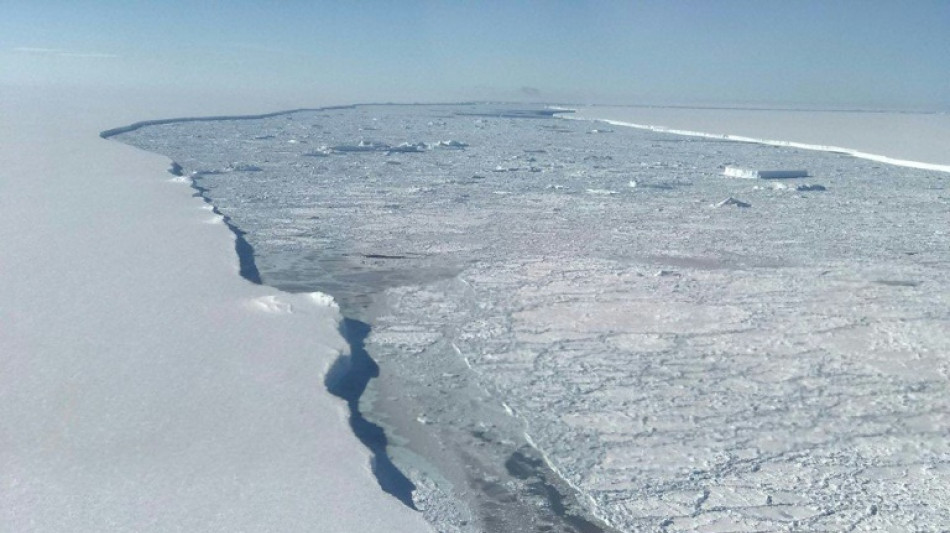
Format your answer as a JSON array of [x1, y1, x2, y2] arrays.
[[325, 318, 418, 509]]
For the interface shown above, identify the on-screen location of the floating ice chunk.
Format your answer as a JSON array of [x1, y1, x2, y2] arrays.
[[228, 163, 263, 172], [193, 168, 226, 176], [771, 182, 827, 192], [301, 146, 333, 157], [387, 142, 427, 153], [433, 140, 468, 149], [715, 197, 751, 208], [330, 140, 391, 152], [585, 188, 619, 195], [724, 166, 808, 179], [628, 180, 638, 188]]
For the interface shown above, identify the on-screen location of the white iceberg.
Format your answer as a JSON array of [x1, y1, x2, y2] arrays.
[[723, 166, 808, 179]]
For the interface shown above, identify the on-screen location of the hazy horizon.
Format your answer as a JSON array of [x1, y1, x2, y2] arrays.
[[2, 1, 948, 112]]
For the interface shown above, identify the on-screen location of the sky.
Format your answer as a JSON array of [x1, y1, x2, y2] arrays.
[[1, 0, 948, 110]]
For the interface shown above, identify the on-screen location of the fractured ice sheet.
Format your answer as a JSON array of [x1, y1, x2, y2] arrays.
[[388, 259, 950, 531], [116, 104, 950, 532]]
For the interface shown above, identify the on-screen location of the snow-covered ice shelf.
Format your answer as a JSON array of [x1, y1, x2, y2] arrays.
[[113, 103, 950, 532], [570, 106, 950, 174], [0, 89, 432, 533]]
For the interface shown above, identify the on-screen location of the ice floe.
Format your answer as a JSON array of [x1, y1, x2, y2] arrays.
[[715, 196, 751, 208], [723, 166, 808, 179]]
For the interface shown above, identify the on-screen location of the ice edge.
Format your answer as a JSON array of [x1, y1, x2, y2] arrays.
[[99, 106, 358, 139], [557, 113, 950, 174], [325, 318, 419, 509], [172, 163, 263, 284], [98, 102, 491, 139], [103, 136, 423, 511]]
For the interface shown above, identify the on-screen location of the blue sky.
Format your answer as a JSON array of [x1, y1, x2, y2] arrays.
[[2, 1, 948, 110]]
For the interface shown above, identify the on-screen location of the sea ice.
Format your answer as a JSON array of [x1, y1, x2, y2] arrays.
[[112, 103, 950, 532]]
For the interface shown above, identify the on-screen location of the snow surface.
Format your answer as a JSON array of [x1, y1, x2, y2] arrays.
[[0, 87, 431, 532], [113, 103, 950, 532], [570, 106, 950, 173]]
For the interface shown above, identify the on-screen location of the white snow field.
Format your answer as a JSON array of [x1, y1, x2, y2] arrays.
[[0, 87, 432, 532], [112, 103, 950, 532], [571, 106, 950, 173]]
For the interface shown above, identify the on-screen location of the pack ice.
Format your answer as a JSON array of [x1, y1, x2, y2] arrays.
[[113, 103, 950, 532]]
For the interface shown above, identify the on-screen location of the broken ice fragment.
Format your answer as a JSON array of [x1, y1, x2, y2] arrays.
[[434, 140, 468, 149], [387, 142, 427, 153], [724, 166, 808, 179], [331, 140, 391, 152], [715, 197, 751, 208]]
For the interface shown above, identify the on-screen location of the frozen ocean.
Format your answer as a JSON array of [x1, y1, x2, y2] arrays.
[[112, 104, 950, 532]]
